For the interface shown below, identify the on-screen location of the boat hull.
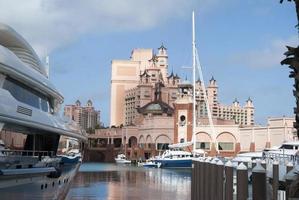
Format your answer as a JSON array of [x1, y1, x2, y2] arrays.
[[59, 155, 81, 164], [115, 159, 131, 164], [156, 159, 192, 168], [0, 162, 80, 200], [143, 163, 158, 168]]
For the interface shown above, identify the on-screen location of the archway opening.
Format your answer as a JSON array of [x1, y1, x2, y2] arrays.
[[155, 135, 171, 151], [195, 132, 212, 150], [128, 136, 137, 148], [217, 132, 236, 151]]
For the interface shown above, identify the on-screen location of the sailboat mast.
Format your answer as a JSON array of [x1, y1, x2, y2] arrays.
[[192, 11, 196, 152]]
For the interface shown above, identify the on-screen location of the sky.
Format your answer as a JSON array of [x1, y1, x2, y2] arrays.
[[0, 0, 297, 126]]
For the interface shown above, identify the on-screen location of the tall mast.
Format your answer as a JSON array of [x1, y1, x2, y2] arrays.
[[192, 11, 196, 152]]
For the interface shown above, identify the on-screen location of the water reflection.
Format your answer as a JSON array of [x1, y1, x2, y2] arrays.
[[66, 163, 191, 200]]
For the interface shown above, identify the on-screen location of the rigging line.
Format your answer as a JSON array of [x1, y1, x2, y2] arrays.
[[192, 11, 196, 152], [194, 47, 217, 143]]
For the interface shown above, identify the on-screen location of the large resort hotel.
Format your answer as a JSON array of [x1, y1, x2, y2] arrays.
[[87, 45, 296, 161]]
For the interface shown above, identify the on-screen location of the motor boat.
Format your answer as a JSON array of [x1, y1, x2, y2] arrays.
[[155, 148, 193, 168], [138, 157, 160, 168], [232, 152, 263, 163], [115, 154, 131, 164], [0, 23, 87, 199], [263, 141, 299, 164], [58, 138, 82, 164]]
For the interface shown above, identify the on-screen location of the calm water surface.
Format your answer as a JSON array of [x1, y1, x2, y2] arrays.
[[66, 163, 191, 200]]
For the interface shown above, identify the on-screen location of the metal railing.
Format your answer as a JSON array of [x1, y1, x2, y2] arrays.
[[0, 149, 54, 157], [264, 152, 299, 165]]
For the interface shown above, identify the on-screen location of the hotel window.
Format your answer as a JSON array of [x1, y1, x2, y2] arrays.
[[218, 142, 234, 151], [196, 142, 210, 150]]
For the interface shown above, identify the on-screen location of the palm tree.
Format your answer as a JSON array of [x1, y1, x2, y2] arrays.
[[280, 0, 299, 139], [280, 1, 299, 198]]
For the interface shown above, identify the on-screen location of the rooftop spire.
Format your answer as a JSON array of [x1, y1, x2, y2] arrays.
[[158, 43, 167, 50]]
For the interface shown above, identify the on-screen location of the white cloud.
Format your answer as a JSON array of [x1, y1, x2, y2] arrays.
[[229, 35, 298, 68], [0, 0, 209, 58]]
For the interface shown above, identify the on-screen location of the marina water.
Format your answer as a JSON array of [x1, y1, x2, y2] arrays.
[[66, 163, 191, 200]]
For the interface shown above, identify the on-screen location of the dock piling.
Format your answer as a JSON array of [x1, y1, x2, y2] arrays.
[[216, 160, 224, 200], [237, 162, 248, 200], [272, 160, 279, 200], [252, 161, 267, 200], [224, 160, 233, 200]]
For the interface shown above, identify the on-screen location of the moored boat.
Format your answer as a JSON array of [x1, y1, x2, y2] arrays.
[[155, 148, 193, 168], [115, 154, 131, 164], [0, 23, 87, 199]]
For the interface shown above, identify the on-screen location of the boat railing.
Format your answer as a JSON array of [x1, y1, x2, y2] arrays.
[[0, 149, 55, 157], [263, 151, 299, 164]]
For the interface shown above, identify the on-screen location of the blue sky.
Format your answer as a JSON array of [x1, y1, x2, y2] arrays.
[[0, 0, 297, 126]]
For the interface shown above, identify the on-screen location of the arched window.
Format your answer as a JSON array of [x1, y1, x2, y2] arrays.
[[128, 136, 137, 148]]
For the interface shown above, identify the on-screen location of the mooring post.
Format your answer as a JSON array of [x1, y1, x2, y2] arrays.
[[252, 161, 267, 200], [199, 158, 205, 200], [191, 160, 195, 200], [285, 161, 294, 199], [210, 159, 217, 200], [272, 160, 279, 200], [225, 160, 233, 200], [205, 158, 211, 200], [196, 159, 200, 200], [216, 160, 224, 200], [203, 158, 209, 200], [237, 162, 248, 200]]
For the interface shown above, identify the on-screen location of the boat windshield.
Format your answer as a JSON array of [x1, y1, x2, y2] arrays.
[[279, 144, 299, 150]]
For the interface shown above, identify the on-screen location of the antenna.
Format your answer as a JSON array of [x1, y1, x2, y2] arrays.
[[46, 55, 50, 79]]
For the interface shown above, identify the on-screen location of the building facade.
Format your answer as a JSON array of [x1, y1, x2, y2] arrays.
[[110, 49, 153, 127], [64, 100, 99, 131], [87, 45, 296, 162], [110, 45, 172, 127], [195, 77, 254, 126]]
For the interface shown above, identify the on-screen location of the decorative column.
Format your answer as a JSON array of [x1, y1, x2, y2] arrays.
[[249, 127, 256, 152], [265, 125, 271, 148]]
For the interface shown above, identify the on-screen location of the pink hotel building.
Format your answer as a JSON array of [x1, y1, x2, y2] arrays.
[[86, 46, 296, 161]]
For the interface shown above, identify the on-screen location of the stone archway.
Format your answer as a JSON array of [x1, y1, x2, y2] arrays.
[[146, 135, 153, 149], [139, 135, 145, 149], [128, 136, 137, 148], [195, 132, 212, 150], [216, 132, 237, 156]]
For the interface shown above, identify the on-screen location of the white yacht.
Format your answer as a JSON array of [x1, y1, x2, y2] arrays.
[[263, 141, 299, 163], [155, 148, 193, 168], [115, 154, 131, 164], [232, 141, 299, 166], [0, 23, 87, 199]]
